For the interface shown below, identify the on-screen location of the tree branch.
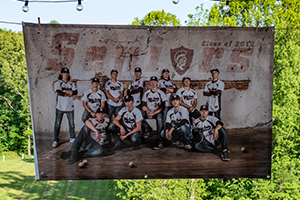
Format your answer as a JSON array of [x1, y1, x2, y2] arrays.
[[0, 95, 19, 112]]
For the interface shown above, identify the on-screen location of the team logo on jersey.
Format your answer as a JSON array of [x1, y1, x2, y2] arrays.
[[110, 85, 121, 90], [170, 46, 193, 75], [148, 96, 160, 103], [183, 94, 194, 100], [123, 114, 136, 124]]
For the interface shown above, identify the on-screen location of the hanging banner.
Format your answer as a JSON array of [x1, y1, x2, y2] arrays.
[[23, 23, 273, 180]]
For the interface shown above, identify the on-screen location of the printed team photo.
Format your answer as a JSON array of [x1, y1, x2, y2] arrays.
[[23, 23, 273, 180]]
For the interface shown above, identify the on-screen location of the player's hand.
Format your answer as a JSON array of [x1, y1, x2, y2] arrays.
[[166, 130, 172, 141], [189, 107, 193, 112], [213, 130, 219, 141], [90, 112, 96, 118], [148, 112, 154, 118], [112, 98, 119, 103], [95, 132, 101, 142], [120, 127, 126, 136], [120, 134, 127, 140]]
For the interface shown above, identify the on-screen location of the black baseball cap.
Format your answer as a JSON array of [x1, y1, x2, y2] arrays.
[[134, 67, 142, 72], [162, 68, 170, 73], [61, 68, 69, 73], [210, 68, 219, 73], [200, 105, 209, 111], [150, 76, 158, 81], [111, 69, 118, 74], [92, 77, 100, 83], [171, 94, 180, 101], [124, 94, 134, 102], [182, 77, 191, 82], [96, 108, 106, 114]]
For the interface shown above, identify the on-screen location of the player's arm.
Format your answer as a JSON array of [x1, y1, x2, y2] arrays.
[[179, 97, 191, 109], [83, 101, 92, 113], [125, 120, 142, 137], [165, 123, 173, 141], [210, 90, 222, 96], [100, 101, 105, 109], [85, 120, 101, 142], [104, 89, 116, 101], [130, 87, 143, 95], [117, 90, 124, 100], [213, 121, 223, 141], [190, 98, 197, 111]]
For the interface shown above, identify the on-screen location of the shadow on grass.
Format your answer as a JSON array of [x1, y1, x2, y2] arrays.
[[0, 172, 123, 199], [21, 158, 35, 163]]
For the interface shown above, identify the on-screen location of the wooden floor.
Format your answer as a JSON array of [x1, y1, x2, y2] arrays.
[[35, 128, 271, 180]]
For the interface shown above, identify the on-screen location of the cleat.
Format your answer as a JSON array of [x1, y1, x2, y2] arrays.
[[70, 138, 75, 143], [52, 141, 58, 147], [153, 142, 163, 150], [184, 144, 193, 152], [221, 150, 230, 161]]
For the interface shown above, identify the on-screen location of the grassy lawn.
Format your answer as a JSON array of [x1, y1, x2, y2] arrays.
[[0, 152, 121, 200]]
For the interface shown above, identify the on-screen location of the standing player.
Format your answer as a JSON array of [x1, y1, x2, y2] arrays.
[[110, 95, 143, 149], [127, 67, 144, 110], [104, 69, 124, 121], [159, 94, 193, 151], [203, 68, 224, 120], [81, 77, 106, 123], [52, 68, 77, 147], [176, 77, 200, 122], [193, 105, 230, 161], [141, 76, 166, 145], [158, 68, 177, 119], [66, 108, 109, 164]]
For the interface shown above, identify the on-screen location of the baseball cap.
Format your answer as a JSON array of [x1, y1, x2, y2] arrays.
[[150, 76, 158, 81], [124, 94, 134, 102], [92, 77, 100, 83], [162, 68, 170, 73], [200, 105, 209, 111], [182, 77, 191, 82], [111, 69, 118, 74], [61, 68, 69, 73], [171, 94, 180, 101], [96, 108, 106, 114], [134, 67, 142, 72], [210, 68, 219, 73]]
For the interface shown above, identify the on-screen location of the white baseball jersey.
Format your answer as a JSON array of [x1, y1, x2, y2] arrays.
[[176, 87, 197, 112], [193, 115, 222, 145], [158, 79, 177, 107], [166, 106, 190, 128], [118, 107, 143, 132], [204, 79, 224, 112], [81, 89, 106, 112], [142, 89, 167, 113], [54, 80, 77, 112], [89, 117, 110, 145], [104, 80, 124, 107], [127, 78, 144, 107]]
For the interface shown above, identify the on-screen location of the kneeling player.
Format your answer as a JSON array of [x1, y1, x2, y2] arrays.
[[193, 105, 230, 161], [110, 95, 143, 149], [159, 94, 193, 151], [67, 108, 109, 164]]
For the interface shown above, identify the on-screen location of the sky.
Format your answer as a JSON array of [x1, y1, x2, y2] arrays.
[[1, 0, 217, 32]]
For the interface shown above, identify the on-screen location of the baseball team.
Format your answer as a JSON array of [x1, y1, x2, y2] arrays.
[[53, 67, 230, 164]]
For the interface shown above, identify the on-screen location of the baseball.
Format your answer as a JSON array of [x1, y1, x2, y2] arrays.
[[241, 147, 246, 152], [78, 162, 84, 168], [129, 161, 135, 167], [82, 159, 88, 164]]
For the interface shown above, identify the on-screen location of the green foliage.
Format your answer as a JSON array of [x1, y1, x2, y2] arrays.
[[0, 30, 31, 154], [50, 20, 59, 24], [116, 0, 300, 199], [131, 10, 180, 26]]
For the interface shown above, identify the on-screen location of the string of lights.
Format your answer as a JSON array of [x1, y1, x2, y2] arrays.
[[16, 0, 85, 12]]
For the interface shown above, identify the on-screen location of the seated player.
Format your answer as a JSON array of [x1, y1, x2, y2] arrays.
[[81, 77, 106, 123], [193, 105, 230, 161], [67, 108, 109, 164], [159, 94, 193, 151], [109, 95, 143, 149], [127, 67, 144, 110], [142, 76, 166, 143], [176, 77, 200, 122]]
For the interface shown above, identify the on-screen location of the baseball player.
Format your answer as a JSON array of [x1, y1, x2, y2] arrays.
[[159, 94, 193, 151], [53, 68, 77, 147], [127, 67, 144, 110], [110, 95, 143, 149], [141, 76, 167, 143], [176, 77, 200, 122], [158, 68, 177, 120], [66, 108, 109, 164], [104, 69, 124, 121], [193, 105, 230, 161], [81, 77, 106, 123], [203, 68, 224, 120]]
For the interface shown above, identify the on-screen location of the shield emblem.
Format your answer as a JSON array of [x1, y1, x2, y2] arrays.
[[170, 46, 194, 75]]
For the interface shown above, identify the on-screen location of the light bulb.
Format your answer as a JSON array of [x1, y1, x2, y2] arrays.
[[172, 0, 179, 5], [76, 0, 83, 11], [275, 0, 282, 7], [22, 1, 29, 12]]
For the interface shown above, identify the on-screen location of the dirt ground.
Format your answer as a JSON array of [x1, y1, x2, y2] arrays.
[[35, 127, 271, 180]]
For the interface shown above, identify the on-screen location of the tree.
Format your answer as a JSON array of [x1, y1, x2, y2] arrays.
[[116, 1, 300, 199], [0, 29, 32, 157], [131, 10, 180, 26], [50, 20, 59, 24]]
